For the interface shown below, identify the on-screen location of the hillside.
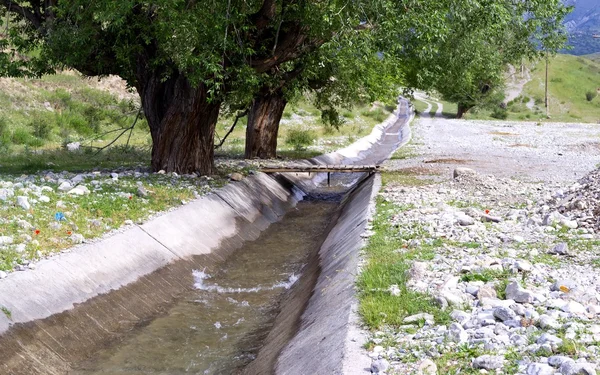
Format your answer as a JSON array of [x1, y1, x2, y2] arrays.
[[509, 54, 600, 123]]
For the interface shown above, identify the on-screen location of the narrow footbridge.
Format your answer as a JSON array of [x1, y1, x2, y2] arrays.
[[260, 164, 380, 185]]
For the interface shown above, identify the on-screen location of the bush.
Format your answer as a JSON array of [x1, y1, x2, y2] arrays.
[[0, 117, 10, 152], [11, 127, 44, 147], [29, 113, 54, 140], [586, 91, 597, 102], [490, 107, 508, 120], [285, 128, 315, 151]]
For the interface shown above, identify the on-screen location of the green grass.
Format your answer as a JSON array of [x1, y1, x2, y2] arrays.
[[0, 146, 150, 174], [0, 306, 11, 320], [0, 172, 224, 271], [357, 186, 450, 329], [519, 54, 600, 123], [412, 99, 431, 114]]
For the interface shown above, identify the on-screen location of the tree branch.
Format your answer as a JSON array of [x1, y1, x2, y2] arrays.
[[0, 1, 43, 30], [215, 109, 248, 149]]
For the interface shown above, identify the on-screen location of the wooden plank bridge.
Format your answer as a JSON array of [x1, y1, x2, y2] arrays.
[[260, 164, 380, 186]]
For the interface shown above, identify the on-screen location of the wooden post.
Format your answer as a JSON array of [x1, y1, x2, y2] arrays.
[[545, 51, 549, 118]]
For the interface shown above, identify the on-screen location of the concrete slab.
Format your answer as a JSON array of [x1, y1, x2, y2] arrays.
[[0, 226, 175, 331], [140, 193, 238, 257]]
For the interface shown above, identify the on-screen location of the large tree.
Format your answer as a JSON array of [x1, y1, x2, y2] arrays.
[[398, 0, 571, 118], [242, 0, 453, 159], [0, 0, 375, 174]]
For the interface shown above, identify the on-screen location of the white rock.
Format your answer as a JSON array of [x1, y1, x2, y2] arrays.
[[404, 313, 434, 325], [67, 185, 90, 196], [17, 219, 33, 229], [69, 234, 85, 244], [473, 355, 504, 370], [66, 142, 80, 151], [561, 301, 587, 315], [417, 359, 438, 375], [0, 188, 14, 201], [39, 195, 50, 203], [371, 358, 389, 374], [527, 362, 557, 375], [505, 281, 534, 303], [0, 236, 14, 245], [58, 181, 72, 192], [16, 196, 30, 210], [0, 271, 7, 279]]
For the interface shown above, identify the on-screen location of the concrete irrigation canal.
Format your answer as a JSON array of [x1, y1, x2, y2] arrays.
[[0, 100, 413, 375]]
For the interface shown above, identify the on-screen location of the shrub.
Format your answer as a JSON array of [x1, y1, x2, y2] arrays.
[[585, 91, 597, 102], [285, 128, 315, 151], [0, 117, 10, 152], [12, 127, 44, 147], [490, 107, 508, 120], [29, 113, 54, 140]]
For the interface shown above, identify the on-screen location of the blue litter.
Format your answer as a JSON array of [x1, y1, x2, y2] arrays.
[[55, 212, 66, 221]]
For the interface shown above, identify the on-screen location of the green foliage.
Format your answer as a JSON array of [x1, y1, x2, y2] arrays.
[[399, 0, 571, 115], [585, 91, 597, 102], [285, 129, 315, 151], [358, 197, 450, 329], [491, 107, 509, 120], [0, 117, 10, 152], [29, 113, 54, 140]]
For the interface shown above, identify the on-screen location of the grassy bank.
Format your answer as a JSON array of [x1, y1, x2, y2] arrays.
[[0, 72, 395, 173]]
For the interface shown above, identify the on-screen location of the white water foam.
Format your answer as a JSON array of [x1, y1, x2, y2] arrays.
[[192, 270, 300, 294]]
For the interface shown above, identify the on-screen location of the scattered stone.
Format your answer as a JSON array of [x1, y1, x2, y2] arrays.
[[16, 196, 30, 210], [230, 172, 244, 181], [561, 301, 587, 315], [136, 185, 149, 198], [472, 355, 504, 370], [58, 181, 72, 192], [67, 185, 90, 196], [559, 361, 596, 375], [493, 306, 516, 322], [527, 362, 557, 375], [537, 333, 563, 347], [69, 234, 85, 244], [0, 271, 7, 279], [551, 279, 578, 292], [505, 281, 535, 303], [477, 285, 497, 300], [417, 359, 438, 375], [370, 358, 389, 374], [66, 142, 80, 151], [404, 313, 434, 325], [453, 167, 476, 179], [549, 243, 569, 255], [17, 220, 33, 229]]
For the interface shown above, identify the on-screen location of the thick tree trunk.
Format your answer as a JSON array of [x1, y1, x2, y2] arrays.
[[136, 70, 221, 175], [456, 103, 472, 119], [245, 89, 287, 159]]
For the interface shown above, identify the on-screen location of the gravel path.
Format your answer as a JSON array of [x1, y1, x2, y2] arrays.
[[364, 107, 600, 374]]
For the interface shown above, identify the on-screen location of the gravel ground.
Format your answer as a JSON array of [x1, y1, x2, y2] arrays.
[[365, 108, 600, 374], [389, 111, 600, 183]]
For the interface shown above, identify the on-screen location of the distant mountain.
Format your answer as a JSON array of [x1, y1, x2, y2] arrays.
[[563, 0, 600, 55]]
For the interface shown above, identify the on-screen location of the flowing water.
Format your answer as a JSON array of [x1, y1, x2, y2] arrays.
[[73, 200, 338, 375]]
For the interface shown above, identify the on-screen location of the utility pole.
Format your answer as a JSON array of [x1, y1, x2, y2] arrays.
[[545, 50, 549, 118]]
